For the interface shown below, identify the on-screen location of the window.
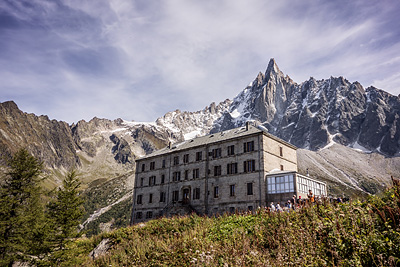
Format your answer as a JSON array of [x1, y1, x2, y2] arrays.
[[230, 184, 235, 196], [184, 170, 189, 180], [149, 176, 156, 186], [243, 160, 256, 172], [173, 171, 181, 181], [146, 211, 153, 219], [247, 183, 253, 195], [183, 154, 189, 163], [150, 161, 155, 170], [149, 194, 153, 203], [140, 178, 144, 187], [280, 165, 284, 171], [135, 212, 142, 219], [172, 190, 179, 202], [267, 175, 294, 194], [196, 151, 202, 161], [244, 141, 254, 152], [229, 207, 235, 213], [214, 186, 219, 198], [279, 146, 283, 157], [227, 145, 235, 156], [193, 168, 199, 179], [141, 163, 145, 172], [137, 194, 143, 204], [161, 174, 165, 184], [214, 165, 222, 176], [173, 156, 179, 165], [162, 159, 166, 168], [160, 191, 166, 202], [227, 163, 238, 174], [193, 188, 200, 200], [212, 148, 222, 158]]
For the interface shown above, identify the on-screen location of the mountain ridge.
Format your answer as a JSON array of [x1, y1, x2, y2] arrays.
[[1, 58, 399, 234]]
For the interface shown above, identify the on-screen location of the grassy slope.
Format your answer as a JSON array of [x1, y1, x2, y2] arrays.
[[67, 183, 400, 267]]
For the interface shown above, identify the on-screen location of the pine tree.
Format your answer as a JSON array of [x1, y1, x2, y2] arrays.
[[46, 170, 84, 263], [0, 149, 46, 266]]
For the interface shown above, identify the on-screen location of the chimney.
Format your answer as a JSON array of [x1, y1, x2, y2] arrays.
[[246, 121, 250, 131]]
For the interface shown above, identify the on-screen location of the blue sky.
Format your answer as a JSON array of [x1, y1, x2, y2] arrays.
[[1, 0, 400, 123]]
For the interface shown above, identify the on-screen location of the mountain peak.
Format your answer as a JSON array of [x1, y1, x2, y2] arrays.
[[0, 100, 19, 110], [265, 58, 281, 75]]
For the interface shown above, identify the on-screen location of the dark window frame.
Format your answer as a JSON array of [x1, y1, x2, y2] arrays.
[[150, 161, 155, 170], [183, 154, 189, 163], [212, 148, 222, 158], [247, 182, 253, 195], [227, 145, 235, 156], [173, 156, 179, 165], [160, 191, 166, 202], [193, 168, 199, 179], [214, 186, 219, 198], [135, 212, 142, 219], [193, 188, 200, 200], [146, 211, 153, 219], [214, 165, 222, 176], [149, 175, 156, 186], [227, 163, 238, 174], [230, 184, 235, 196], [137, 194, 143, 204], [243, 141, 255, 153], [196, 151, 203, 161], [173, 171, 181, 181], [243, 160, 256, 173]]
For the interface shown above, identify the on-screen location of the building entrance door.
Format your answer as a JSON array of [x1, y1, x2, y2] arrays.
[[183, 188, 190, 204]]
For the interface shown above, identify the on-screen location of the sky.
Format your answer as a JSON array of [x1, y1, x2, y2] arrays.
[[1, 0, 400, 124]]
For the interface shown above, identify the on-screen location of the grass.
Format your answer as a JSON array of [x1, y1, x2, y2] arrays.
[[68, 183, 400, 266]]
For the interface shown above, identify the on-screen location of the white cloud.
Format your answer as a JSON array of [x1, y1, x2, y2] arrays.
[[1, 0, 400, 123]]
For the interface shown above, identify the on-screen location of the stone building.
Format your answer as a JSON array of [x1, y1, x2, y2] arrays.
[[131, 123, 327, 223]]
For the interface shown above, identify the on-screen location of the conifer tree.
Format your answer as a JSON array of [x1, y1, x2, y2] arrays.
[[46, 170, 84, 263], [0, 149, 46, 266]]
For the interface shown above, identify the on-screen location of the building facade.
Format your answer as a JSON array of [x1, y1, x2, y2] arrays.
[[131, 124, 326, 223]]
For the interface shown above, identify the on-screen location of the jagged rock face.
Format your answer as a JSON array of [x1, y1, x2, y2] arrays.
[[71, 117, 125, 158], [110, 134, 132, 164], [0, 101, 80, 169], [131, 125, 173, 154], [212, 59, 400, 156], [155, 100, 232, 140]]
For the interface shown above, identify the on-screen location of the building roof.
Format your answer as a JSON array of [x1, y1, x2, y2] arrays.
[[137, 125, 297, 161]]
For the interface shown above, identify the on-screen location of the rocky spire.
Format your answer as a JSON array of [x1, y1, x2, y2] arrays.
[[265, 58, 283, 79]]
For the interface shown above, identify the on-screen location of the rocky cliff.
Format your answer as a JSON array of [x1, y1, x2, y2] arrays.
[[0, 101, 80, 170]]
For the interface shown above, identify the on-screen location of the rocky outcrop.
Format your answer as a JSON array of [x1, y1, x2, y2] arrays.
[[110, 134, 132, 164], [89, 238, 112, 260], [0, 101, 80, 169], [155, 100, 232, 140]]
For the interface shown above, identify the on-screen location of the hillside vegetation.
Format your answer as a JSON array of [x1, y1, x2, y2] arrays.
[[70, 181, 400, 266]]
